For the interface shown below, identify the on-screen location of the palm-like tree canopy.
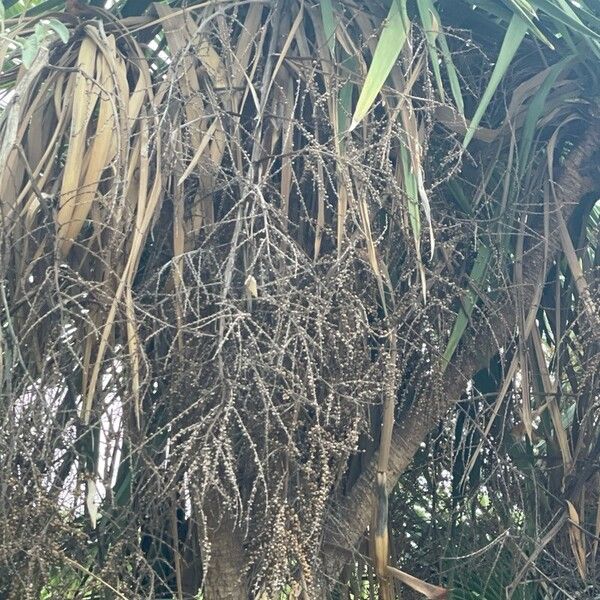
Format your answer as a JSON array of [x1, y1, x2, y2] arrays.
[[0, 0, 599, 598]]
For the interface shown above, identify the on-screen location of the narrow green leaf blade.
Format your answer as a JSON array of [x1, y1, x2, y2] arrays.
[[400, 144, 420, 241], [442, 244, 491, 367], [400, 144, 429, 300], [416, 0, 464, 114], [463, 14, 528, 148], [47, 18, 70, 44], [533, 0, 600, 42], [506, 0, 553, 46], [337, 51, 357, 145], [338, 80, 354, 142], [416, 0, 444, 100], [21, 35, 40, 68], [447, 179, 472, 214], [319, 0, 336, 57], [351, 0, 408, 129], [519, 58, 570, 170], [438, 29, 465, 114]]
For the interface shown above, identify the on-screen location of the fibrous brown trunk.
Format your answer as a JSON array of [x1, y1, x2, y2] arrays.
[[202, 511, 249, 600], [323, 120, 600, 580]]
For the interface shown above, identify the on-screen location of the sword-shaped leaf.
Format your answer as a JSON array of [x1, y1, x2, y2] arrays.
[[463, 14, 528, 148], [350, 0, 408, 130]]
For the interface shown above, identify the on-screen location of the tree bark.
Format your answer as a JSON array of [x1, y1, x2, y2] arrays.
[[322, 120, 600, 579], [202, 511, 249, 600]]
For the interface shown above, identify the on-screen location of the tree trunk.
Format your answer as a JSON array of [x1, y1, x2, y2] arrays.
[[322, 119, 600, 580], [203, 512, 249, 600]]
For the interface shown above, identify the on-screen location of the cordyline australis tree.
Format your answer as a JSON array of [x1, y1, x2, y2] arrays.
[[0, 0, 599, 597]]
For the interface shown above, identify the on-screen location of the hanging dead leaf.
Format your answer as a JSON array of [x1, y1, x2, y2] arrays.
[[566, 500, 587, 581], [245, 275, 258, 298]]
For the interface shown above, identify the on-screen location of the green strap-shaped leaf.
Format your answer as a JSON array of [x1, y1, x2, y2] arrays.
[[338, 81, 354, 149], [463, 13, 528, 149], [416, 0, 464, 114], [21, 35, 41, 69], [437, 25, 464, 115], [415, 0, 444, 101], [319, 0, 336, 57], [506, 0, 553, 46], [473, 0, 513, 20], [350, 0, 408, 130], [400, 143, 429, 300], [400, 144, 420, 242], [519, 58, 570, 171], [447, 179, 472, 215], [337, 51, 357, 152], [47, 18, 70, 44], [474, 0, 550, 45], [442, 244, 491, 368], [533, 0, 600, 42]]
